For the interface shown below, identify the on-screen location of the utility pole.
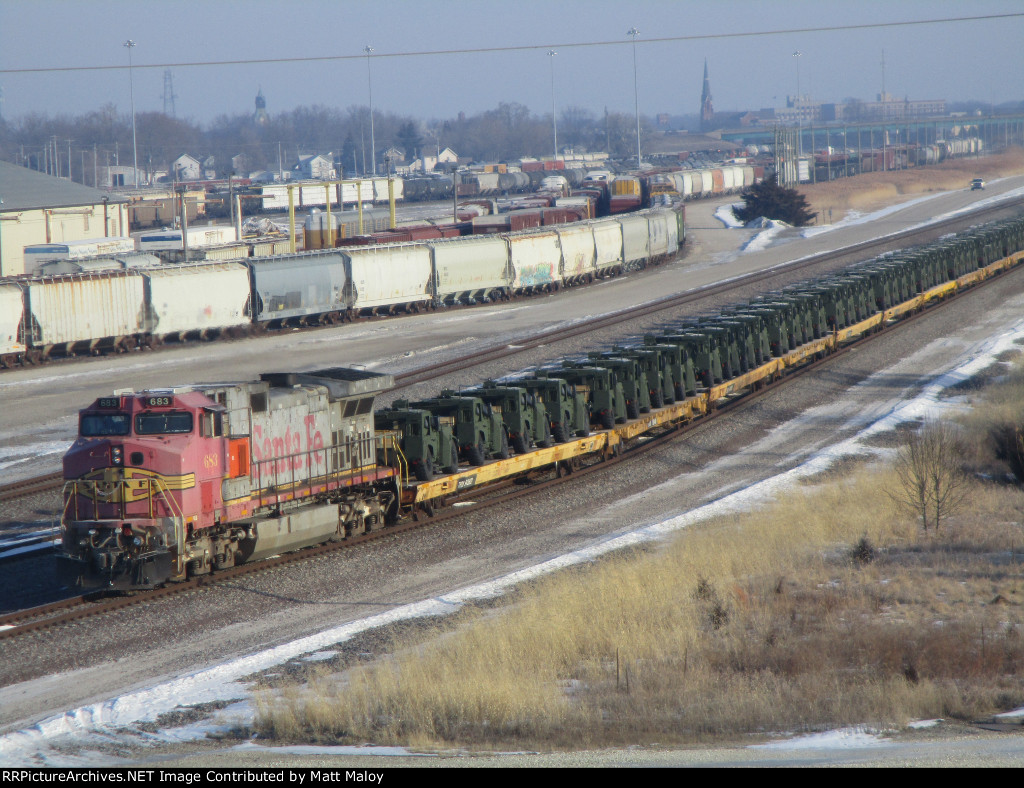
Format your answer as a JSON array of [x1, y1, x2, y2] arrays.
[[364, 45, 376, 176], [627, 28, 642, 167], [124, 39, 139, 188], [547, 50, 558, 164]]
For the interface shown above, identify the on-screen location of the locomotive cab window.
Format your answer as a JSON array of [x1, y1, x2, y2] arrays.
[[81, 413, 130, 437], [200, 410, 223, 438], [135, 411, 194, 435]]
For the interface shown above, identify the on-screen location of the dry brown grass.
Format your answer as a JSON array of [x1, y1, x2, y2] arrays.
[[800, 147, 1024, 221], [255, 468, 1024, 749]]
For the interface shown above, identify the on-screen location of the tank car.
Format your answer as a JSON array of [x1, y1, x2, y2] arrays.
[[58, 368, 398, 590]]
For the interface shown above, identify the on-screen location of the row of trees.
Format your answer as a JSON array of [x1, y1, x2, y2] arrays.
[[0, 101, 656, 183]]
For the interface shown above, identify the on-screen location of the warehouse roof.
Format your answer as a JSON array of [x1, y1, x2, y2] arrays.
[[0, 160, 129, 212]]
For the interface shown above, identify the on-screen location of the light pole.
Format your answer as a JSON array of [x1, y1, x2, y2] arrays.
[[124, 40, 139, 188], [364, 45, 376, 177], [792, 50, 802, 158], [628, 28, 641, 167], [547, 50, 558, 163]]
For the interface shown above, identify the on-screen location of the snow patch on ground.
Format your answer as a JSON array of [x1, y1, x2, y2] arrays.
[[714, 204, 745, 228], [750, 726, 892, 750], [0, 440, 72, 473], [742, 219, 789, 253]]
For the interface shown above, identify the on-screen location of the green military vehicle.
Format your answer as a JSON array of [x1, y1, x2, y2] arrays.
[[656, 332, 723, 388], [642, 336, 698, 399], [375, 403, 460, 481], [407, 391, 508, 466], [557, 362, 627, 429], [586, 352, 651, 419], [523, 372, 592, 441], [612, 345, 675, 408], [464, 381, 553, 454]]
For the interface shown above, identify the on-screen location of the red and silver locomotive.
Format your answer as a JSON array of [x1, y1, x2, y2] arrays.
[[58, 368, 399, 590]]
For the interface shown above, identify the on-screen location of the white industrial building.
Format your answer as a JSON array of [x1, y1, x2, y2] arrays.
[[0, 161, 130, 277]]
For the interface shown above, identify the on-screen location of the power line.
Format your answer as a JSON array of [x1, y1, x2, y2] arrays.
[[1, 13, 1020, 75]]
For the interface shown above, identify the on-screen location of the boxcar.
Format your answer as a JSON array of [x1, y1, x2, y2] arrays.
[[555, 224, 597, 285], [507, 229, 563, 293], [618, 214, 651, 266], [25, 271, 146, 356], [144, 263, 251, 339], [590, 218, 625, 276], [0, 282, 25, 362], [646, 210, 675, 261], [430, 235, 512, 305], [249, 251, 348, 327], [344, 244, 433, 314]]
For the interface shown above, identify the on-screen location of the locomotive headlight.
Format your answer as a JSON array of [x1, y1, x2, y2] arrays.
[[133, 537, 142, 546], [87, 529, 97, 536], [111, 446, 124, 466]]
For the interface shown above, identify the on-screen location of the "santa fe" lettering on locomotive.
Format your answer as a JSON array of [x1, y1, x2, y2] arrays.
[[251, 414, 326, 473]]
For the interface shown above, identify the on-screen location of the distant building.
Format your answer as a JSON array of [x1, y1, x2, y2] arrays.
[[294, 154, 334, 180], [250, 170, 283, 183], [777, 93, 946, 124], [254, 87, 268, 126], [172, 154, 201, 181], [0, 161, 130, 276], [97, 164, 144, 188], [775, 95, 821, 125], [381, 147, 405, 173], [699, 59, 714, 132]]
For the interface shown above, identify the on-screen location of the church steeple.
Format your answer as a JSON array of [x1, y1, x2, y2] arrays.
[[700, 59, 714, 132], [254, 87, 268, 126]]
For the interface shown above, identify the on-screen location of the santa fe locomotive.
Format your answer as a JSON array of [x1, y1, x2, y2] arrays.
[[58, 368, 401, 589]]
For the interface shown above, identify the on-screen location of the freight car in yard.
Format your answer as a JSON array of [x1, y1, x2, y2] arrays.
[[0, 207, 684, 367], [56, 214, 1024, 590]]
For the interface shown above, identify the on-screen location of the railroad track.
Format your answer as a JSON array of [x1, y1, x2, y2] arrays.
[[1, 259, 1020, 642], [3, 197, 1022, 509], [0, 472, 64, 505]]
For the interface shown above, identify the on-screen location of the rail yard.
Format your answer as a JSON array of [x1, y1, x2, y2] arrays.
[[2, 176, 1024, 761]]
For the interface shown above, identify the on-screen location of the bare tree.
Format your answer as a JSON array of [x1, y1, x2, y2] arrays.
[[890, 420, 971, 533]]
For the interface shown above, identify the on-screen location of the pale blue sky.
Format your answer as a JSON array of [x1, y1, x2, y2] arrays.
[[1, 0, 1021, 124]]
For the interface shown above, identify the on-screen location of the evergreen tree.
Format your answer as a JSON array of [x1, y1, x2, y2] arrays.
[[734, 173, 815, 226], [395, 122, 421, 161]]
